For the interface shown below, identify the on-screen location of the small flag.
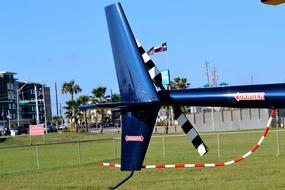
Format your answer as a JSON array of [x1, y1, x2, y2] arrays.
[[147, 47, 155, 55], [147, 42, 167, 55]]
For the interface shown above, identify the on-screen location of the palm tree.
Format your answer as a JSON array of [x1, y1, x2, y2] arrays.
[[62, 80, 82, 101], [77, 95, 90, 105], [219, 82, 229, 87], [111, 93, 120, 102], [167, 77, 190, 133], [91, 86, 110, 103], [170, 77, 190, 89], [91, 86, 110, 134], [64, 100, 81, 132], [77, 95, 90, 131], [52, 116, 62, 127]]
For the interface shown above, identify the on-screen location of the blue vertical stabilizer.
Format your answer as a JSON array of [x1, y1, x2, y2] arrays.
[[105, 3, 160, 171]]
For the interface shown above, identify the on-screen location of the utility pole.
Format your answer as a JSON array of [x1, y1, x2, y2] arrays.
[[42, 83, 48, 133], [2, 107, 4, 126], [7, 110, 11, 129], [55, 82, 59, 117], [204, 61, 220, 157], [59, 103, 63, 125], [211, 66, 218, 87], [205, 61, 218, 87], [16, 89, 20, 127], [34, 85, 40, 125], [205, 61, 211, 87]]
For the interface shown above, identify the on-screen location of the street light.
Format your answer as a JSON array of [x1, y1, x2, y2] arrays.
[[17, 81, 29, 127], [29, 79, 48, 133]]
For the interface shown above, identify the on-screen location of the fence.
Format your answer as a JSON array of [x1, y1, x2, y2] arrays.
[[149, 129, 284, 160], [0, 129, 284, 175], [0, 138, 115, 175]]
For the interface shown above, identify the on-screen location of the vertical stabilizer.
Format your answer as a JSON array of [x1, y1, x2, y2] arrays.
[[105, 3, 159, 171], [105, 3, 158, 103]]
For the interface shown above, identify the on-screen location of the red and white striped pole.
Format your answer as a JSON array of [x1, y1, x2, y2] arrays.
[[100, 109, 276, 169]]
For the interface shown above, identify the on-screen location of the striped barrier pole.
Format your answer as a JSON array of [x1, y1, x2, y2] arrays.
[[100, 109, 276, 169]]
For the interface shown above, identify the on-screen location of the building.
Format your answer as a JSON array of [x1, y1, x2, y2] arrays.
[[0, 71, 17, 127], [0, 71, 52, 128]]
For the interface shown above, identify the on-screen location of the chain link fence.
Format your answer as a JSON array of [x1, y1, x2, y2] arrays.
[[0, 129, 284, 175]]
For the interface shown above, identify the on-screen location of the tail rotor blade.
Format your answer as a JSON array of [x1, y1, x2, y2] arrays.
[[136, 39, 208, 156], [173, 106, 208, 156]]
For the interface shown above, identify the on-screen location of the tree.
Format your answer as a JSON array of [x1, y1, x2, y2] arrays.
[[111, 93, 120, 102], [166, 77, 190, 133], [62, 80, 82, 101], [91, 86, 110, 134], [64, 100, 81, 132], [52, 116, 63, 127], [77, 95, 90, 131], [219, 82, 229, 87], [91, 86, 110, 103], [170, 77, 190, 89], [77, 95, 90, 105]]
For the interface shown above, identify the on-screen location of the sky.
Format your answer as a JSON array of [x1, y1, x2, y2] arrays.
[[0, 0, 284, 116]]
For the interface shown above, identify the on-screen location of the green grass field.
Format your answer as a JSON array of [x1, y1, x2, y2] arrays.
[[0, 130, 285, 190]]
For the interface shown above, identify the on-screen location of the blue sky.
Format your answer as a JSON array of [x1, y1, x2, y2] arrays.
[[0, 0, 284, 115]]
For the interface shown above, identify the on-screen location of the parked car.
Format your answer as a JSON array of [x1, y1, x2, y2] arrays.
[[0, 126, 10, 136], [11, 124, 29, 135], [10, 128, 20, 136], [88, 123, 101, 128], [0, 125, 4, 136], [58, 124, 67, 130], [18, 124, 29, 134], [47, 125, 58, 133], [3, 127, 10, 136], [103, 122, 112, 128]]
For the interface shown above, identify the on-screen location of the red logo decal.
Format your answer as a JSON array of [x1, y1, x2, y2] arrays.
[[125, 135, 144, 142], [234, 92, 265, 102]]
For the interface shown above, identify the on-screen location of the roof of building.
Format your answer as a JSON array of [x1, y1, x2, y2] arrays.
[[0, 71, 17, 76]]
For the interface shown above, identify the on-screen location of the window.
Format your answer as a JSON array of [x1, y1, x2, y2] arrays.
[[7, 82, 16, 91], [7, 83, 12, 90], [38, 90, 43, 96], [8, 92, 15, 100], [8, 103, 16, 110]]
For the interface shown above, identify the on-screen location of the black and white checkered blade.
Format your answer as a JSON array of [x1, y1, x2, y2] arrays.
[[173, 107, 208, 156], [136, 39, 208, 156]]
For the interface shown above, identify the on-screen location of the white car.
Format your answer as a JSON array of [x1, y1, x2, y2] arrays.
[[10, 128, 19, 136], [58, 124, 67, 130]]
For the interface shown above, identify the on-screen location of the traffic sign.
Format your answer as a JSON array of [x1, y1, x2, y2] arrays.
[[19, 100, 29, 104]]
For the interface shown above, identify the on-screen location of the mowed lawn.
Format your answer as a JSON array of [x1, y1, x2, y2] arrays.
[[0, 130, 285, 190]]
